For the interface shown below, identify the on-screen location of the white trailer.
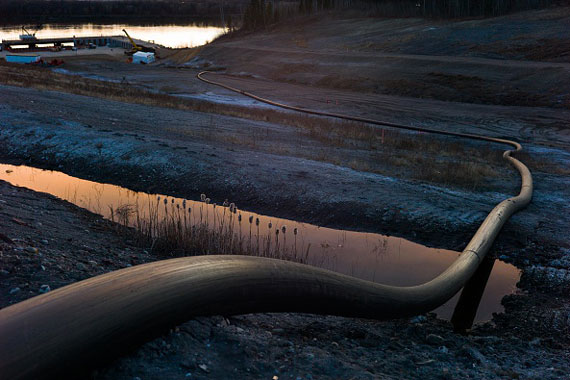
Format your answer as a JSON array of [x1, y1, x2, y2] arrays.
[[132, 52, 155, 64]]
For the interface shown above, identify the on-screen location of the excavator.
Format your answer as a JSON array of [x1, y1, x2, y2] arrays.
[[122, 29, 155, 56]]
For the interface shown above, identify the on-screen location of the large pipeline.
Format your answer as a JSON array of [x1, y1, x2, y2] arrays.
[[0, 72, 532, 379]]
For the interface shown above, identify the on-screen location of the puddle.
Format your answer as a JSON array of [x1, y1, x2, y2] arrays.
[[0, 164, 520, 323]]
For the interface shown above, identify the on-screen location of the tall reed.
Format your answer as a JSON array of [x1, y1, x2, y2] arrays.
[[109, 194, 309, 263]]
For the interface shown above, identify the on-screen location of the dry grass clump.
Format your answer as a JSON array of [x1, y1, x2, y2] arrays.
[[413, 160, 499, 189], [513, 150, 570, 176], [295, 120, 505, 190], [309, 148, 500, 191], [109, 194, 310, 261], [298, 118, 502, 162]]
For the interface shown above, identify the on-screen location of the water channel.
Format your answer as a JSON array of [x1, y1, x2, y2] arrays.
[[0, 163, 520, 323]]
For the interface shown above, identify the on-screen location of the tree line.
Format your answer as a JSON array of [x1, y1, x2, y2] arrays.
[[0, 0, 248, 25], [1, 0, 565, 30], [241, 0, 565, 31]]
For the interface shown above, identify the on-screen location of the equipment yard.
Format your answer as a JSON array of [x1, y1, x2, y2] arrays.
[[0, 5, 569, 380]]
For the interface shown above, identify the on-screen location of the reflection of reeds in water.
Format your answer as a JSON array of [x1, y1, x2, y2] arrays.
[[109, 194, 309, 263], [371, 237, 389, 282], [372, 237, 389, 257]]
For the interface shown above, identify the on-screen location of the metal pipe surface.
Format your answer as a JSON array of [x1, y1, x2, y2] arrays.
[[0, 72, 533, 379]]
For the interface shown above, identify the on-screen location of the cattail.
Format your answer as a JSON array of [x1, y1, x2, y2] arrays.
[[157, 196, 161, 202], [275, 229, 280, 257], [238, 214, 242, 222], [200, 193, 206, 202], [268, 222, 272, 229], [182, 200, 186, 208], [293, 228, 298, 259], [213, 203, 217, 209], [233, 208, 237, 214], [188, 207, 191, 214], [282, 226, 286, 234], [171, 199, 174, 204], [176, 204, 180, 209], [163, 198, 168, 205], [255, 218, 260, 256], [249, 215, 253, 224]]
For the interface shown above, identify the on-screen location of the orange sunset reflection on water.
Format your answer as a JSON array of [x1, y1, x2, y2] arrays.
[[0, 24, 226, 48]]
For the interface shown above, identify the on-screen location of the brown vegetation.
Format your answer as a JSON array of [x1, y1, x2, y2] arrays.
[[514, 150, 570, 176], [109, 197, 310, 262], [295, 119, 505, 190]]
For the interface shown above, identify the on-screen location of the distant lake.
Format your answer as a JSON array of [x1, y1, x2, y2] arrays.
[[0, 23, 226, 48]]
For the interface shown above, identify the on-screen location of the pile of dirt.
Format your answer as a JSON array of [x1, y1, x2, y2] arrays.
[[158, 46, 204, 65]]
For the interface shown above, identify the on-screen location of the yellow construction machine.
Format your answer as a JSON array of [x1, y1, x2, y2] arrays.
[[122, 29, 155, 55]]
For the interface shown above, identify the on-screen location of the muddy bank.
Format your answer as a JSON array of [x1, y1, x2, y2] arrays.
[[0, 181, 152, 308]]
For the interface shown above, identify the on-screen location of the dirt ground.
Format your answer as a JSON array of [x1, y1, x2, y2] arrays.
[[1, 6, 570, 379]]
